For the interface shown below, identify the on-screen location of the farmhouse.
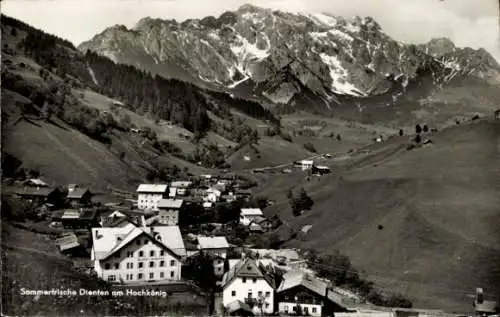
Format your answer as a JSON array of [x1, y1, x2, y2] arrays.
[[312, 165, 331, 176], [60, 209, 99, 229], [169, 181, 192, 197], [197, 236, 230, 277], [156, 199, 183, 225], [221, 258, 275, 315], [66, 186, 92, 207], [205, 187, 222, 203], [240, 208, 264, 226], [16, 186, 62, 205], [300, 160, 314, 171], [91, 223, 186, 283], [136, 184, 168, 210], [277, 270, 329, 317]]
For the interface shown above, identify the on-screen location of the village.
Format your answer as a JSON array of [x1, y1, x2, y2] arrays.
[[3, 153, 498, 317]]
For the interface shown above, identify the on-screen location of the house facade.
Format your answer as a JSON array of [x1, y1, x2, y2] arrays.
[[91, 224, 186, 283], [277, 271, 328, 317], [222, 258, 274, 315], [157, 199, 183, 225], [169, 181, 192, 197], [197, 236, 230, 277], [137, 184, 168, 210], [67, 186, 92, 207], [240, 208, 264, 226], [300, 160, 314, 171]]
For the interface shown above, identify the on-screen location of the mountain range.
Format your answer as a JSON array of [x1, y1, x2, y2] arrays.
[[78, 4, 500, 126]]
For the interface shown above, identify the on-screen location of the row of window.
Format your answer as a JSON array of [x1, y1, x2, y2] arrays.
[[242, 277, 258, 283], [104, 260, 176, 270], [124, 248, 166, 258], [231, 290, 271, 298], [108, 271, 175, 281], [283, 305, 317, 314]]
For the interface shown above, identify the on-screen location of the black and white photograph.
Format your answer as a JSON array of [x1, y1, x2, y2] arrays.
[[1, 0, 500, 316]]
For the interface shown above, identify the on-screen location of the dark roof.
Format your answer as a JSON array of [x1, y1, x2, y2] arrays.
[[67, 188, 91, 199], [17, 187, 57, 197], [222, 258, 274, 288], [79, 209, 98, 220]]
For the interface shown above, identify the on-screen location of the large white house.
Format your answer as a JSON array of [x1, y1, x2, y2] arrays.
[[197, 236, 230, 276], [221, 258, 274, 315], [240, 208, 264, 226], [157, 199, 183, 225], [136, 184, 168, 210], [91, 222, 186, 283]]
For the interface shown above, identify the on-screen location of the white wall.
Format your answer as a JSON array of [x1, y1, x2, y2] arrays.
[[95, 236, 182, 283], [239, 215, 261, 226], [279, 302, 322, 317], [158, 209, 179, 225], [223, 277, 274, 314], [137, 193, 164, 210]]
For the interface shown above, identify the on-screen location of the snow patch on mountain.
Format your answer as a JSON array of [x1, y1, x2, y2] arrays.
[[309, 13, 338, 27], [87, 67, 99, 85], [319, 53, 365, 96]]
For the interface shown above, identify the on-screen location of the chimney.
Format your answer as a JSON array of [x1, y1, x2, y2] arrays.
[[476, 288, 484, 304]]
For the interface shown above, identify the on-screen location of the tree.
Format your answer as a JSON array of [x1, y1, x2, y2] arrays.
[[398, 129, 404, 136], [423, 124, 429, 132], [118, 151, 125, 161], [291, 188, 314, 216], [303, 142, 317, 153], [415, 124, 422, 134], [415, 134, 422, 144], [336, 134, 342, 141]]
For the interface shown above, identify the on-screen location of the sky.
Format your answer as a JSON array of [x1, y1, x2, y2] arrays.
[[2, 0, 500, 61]]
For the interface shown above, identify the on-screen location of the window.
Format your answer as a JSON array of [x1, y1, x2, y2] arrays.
[[104, 263, 110, 270], [160, 250, 164, 256], [170, 260, 176, 266], [312, 308, 317, 313], [107, 275, 116, 281], [284, 306, 289, 313], [248, 291, 252, 298], [149, 273, 154, 279], [265, 291, 270, 297], [304, 307, 309, 314], [160, 272, 164, 278], [136, 240, 141, 245], [138, 273, 143, 280], [138, 262, 143, 268], [242, 278, 247, 283], [265, 303, 269, 308], [139, 251, 144, 257], [145, 239, 149, 244], [115, 252, 121, 258], [258, 291, 262, 297], [252, 278, 257, 283], [231, 290, 236, 296], [149, 261, 155, 268], [127, 251, 133, 257], [160, 261, 165, 267], [114, 263, 119, 269], [170, 271, 175, 278], [293, 306, 297, 312], [150, 250, 155, 257]]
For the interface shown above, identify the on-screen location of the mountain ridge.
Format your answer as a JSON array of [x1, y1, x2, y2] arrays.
[[78, 4, 500, 99]]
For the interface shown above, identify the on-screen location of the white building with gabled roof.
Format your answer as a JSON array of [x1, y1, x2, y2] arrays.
[[221, 258, 275, 315], [136, 184, 168, 210], [91, 223, 186, 283], [240, 208, 264, 226]]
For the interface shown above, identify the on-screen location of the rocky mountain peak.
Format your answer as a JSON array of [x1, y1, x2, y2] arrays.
[[78, 4, 500, 109]]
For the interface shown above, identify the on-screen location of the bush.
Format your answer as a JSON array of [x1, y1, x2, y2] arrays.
[[289, 188, 314, 216], [303, 142, 317, 153], [422, 124, 429, 132], [399, 129, 404, 136], [415, 124, 422, 134], [280, 132, 293, 142], [415, 134, 421, 144]]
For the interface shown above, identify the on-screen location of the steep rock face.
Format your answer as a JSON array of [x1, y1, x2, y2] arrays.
[[79, 4, 500, 113]]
